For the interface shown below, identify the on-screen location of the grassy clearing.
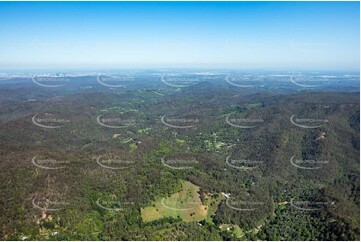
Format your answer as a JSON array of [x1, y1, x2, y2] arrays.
[[141, 181, 221, 223], [219, 224, 245, 238]]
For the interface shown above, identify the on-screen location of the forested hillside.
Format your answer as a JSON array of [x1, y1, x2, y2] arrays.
[[0, 75, 359, 241]]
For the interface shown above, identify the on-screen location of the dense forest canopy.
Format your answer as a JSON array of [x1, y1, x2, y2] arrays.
[[0, 72, 359, 241]]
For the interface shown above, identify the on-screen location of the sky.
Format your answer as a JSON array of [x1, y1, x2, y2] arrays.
[[0, 1, 359, 71]]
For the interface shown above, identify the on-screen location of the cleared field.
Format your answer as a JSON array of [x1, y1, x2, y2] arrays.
[[141, 181, 221, 223], [219, 224, 245, 238]]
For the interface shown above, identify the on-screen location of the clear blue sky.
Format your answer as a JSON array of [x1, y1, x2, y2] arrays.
[[0, 1, 359, 71]]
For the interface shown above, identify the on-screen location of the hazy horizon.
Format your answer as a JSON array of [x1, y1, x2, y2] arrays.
[[0, 1, 359, 71]]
